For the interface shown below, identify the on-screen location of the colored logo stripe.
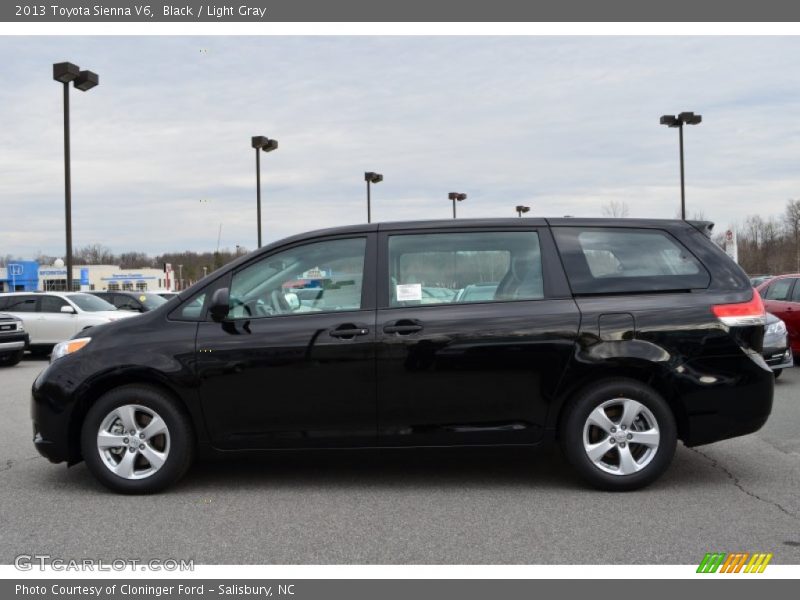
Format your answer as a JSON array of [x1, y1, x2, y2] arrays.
[[697, 552, 772, 573]]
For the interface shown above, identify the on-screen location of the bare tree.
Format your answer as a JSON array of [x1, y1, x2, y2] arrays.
[[73, 244, 116, 265], [785, 199, 800, 272], [601, 199, 630, 218]]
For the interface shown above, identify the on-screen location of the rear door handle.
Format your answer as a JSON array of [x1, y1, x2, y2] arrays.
[[329, 324, 370, 339], [383, 319, 424, 335]]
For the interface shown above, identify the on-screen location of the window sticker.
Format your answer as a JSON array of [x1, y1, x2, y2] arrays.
[[396, 283, 422, 302]]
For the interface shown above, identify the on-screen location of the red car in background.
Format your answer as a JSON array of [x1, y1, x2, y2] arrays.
[[757, 273, 800, 354]]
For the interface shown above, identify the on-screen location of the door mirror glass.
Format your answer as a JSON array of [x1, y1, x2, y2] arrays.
[[209, 287, 230, 322], [60, 305, 76, 314]]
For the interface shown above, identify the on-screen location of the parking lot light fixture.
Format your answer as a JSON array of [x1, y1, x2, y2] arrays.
[[448, 192, 467, 219], [364, 172, 383, 223], [660, 111, 702, 220], [516, 205, 530, 217], [74, 70, 99, 91], [53, 61, 99, 292], [251, 136, 279, 248]]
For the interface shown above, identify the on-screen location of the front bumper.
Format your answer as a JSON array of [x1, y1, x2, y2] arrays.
[[0, 332, 29, 352], [31, 362, 78, 464], [762, 346, 793, 370]]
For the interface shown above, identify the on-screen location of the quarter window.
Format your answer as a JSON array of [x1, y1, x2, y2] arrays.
[[387, 231, 543, 307], [553, 227, 709, 294], [228, 237, 367, 319]]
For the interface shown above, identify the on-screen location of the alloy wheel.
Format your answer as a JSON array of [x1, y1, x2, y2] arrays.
[[96, 404, 171, 480], [582, 398, 660, 476]]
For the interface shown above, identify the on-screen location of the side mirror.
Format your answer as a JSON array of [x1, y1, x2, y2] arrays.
[[209, 287, 230, 322], [60, 305, 76, 314], [284, 292, 300, 310]]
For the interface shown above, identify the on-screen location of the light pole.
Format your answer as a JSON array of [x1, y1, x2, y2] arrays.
[[251, 135, 279, 248], [364, 172, 383, 223], [660, 111, 702, 220], [448, 192, 467, 219], [53, 62, 98, 291], [516, 205, 530, 217]]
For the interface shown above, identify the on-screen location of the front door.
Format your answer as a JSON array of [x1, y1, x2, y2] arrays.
[[195, 235, 378, 449], [37, 295, 78, 343], [376, 227, 580, 446]]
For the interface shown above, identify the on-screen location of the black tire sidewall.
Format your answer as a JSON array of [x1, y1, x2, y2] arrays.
[[561, 378, 677, 491], [0, 350, 23, 366], [80, 386, 194, 494]]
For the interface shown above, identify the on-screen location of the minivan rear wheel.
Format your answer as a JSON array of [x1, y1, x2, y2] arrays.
[[80, 386, 194, 494], [560, 378, 677, 491]]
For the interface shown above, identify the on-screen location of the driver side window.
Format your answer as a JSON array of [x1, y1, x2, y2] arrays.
[[228, 237, 367, 319]]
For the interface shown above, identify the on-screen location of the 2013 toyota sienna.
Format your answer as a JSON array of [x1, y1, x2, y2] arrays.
[[31, 218, 773, 493]]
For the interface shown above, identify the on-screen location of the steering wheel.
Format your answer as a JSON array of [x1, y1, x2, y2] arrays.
[[270, 289, 291, 314], [254, 301, 272, 317]]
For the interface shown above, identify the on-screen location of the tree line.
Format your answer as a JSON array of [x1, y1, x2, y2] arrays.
[[0, 245, 247, 289], [3, 199, 800, 279], [735, 199, 800, 275]]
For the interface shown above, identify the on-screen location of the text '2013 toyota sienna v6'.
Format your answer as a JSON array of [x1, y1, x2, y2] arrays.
[[31, 218, 773, 493]]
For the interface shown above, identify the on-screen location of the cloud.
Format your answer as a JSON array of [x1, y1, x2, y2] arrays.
[[1, 36, 799, 257]]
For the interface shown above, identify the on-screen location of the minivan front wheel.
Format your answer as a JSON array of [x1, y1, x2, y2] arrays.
[[81, 386, 194, 494], [561, 379, 677, 491]]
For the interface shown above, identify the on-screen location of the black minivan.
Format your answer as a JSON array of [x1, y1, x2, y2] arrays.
[[32, 218, 773, 493]]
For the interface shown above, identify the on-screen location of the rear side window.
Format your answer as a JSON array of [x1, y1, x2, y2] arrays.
[[387, 231, 543, 307], [552, 227, 709, 294], [2, 295, 37, 312], [765, 279, 794, 301]]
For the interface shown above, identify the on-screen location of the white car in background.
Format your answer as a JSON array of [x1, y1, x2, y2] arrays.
[[0, 292, 137, 355]]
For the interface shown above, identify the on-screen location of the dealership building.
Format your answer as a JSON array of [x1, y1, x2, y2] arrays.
[[0, 261, 174, 293]]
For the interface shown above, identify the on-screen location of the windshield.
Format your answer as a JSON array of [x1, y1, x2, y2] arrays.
[[66, 293, 117, 312], [139, 294, 168, 310]]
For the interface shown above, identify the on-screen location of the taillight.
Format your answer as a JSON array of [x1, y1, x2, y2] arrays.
[[711, 289, 766, 327]]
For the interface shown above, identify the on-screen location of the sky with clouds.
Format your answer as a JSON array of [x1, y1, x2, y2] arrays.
[[1, 35, 800, 258]]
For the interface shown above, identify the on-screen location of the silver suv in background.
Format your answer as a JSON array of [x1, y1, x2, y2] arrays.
[[0, 292, 136, 355]]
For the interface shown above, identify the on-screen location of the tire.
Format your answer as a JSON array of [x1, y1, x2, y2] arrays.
[[80, 385, 194, 494], [0, 350, 23, 367], [560, 378, 677, 491], [29, 346, 52, 358], [773, 369, 782, 379]]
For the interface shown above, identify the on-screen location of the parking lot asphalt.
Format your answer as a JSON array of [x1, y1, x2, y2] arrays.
[[1, 356, 798, 565]]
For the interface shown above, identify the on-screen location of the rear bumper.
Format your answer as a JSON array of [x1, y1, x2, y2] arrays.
[[674, 353, 774, 447]]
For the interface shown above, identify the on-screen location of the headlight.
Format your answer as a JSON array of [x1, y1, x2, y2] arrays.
[[16, 322, 24, 332], [51, 337, 91, 362], [765, 320, 787, 336]]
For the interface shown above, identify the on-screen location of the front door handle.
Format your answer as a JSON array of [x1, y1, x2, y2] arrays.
[[383, 319, 424, 335], [329, 323, 370, 339]]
